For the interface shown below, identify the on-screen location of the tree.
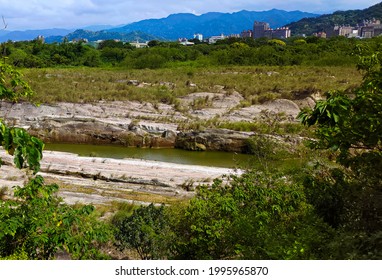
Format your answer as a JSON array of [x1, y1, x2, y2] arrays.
[[298, 50, 382, 162], [98, 39, 125, 49], [298, 49, 382, 258], [0, 62, 111, 259], [147, 40, 160, 48], [0, 62, 43, 172], [171, 172, 331, 260], [0, 176, 110, 259], [112, 203, 171, 260]]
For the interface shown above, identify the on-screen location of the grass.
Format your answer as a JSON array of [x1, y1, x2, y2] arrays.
[[218, 121, 314, 136], [19, 65, 361, 141], [19, 64, 360, 148], [21, 65, 362, 105]]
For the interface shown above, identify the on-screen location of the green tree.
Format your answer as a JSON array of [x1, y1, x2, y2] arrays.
[[147, 40, 160, 48], [0, 62, 42, 172], [298, 50, 382, 258], [299, 51, 382, 161], [82, 47, 102, 67], [0, 62, 111, 259], [171, 172, 331, 260], [0, 176, 110, 259], [112, 203, 171, 260]]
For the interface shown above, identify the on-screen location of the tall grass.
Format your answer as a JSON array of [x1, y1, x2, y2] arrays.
[[21, 65, 362, 105]]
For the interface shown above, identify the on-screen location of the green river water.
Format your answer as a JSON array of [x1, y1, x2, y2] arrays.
[[45, 143, 253, 168]]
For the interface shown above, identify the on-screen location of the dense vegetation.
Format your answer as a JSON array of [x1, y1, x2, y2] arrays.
[[0, 36, 381, 259], [3, 35, 382, 69], [110, 49, 382, 260]]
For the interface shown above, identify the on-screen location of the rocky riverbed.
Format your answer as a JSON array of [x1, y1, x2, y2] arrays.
[[0, 93, 313, 206], [0, 92, 312, 151]]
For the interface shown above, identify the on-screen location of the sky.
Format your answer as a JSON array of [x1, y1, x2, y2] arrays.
[[0, 0, 381, 31]]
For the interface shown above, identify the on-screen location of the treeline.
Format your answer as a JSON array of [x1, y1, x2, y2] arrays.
[[2, 36, 382, 69]]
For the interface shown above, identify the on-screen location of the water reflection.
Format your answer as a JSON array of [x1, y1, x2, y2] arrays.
[[45, 143, 252, 168]]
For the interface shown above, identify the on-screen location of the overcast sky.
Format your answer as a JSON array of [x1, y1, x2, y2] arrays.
[[0, 0, 381, 30]]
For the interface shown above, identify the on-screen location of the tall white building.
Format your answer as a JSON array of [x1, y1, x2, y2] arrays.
[[193, 33, 203, 41]]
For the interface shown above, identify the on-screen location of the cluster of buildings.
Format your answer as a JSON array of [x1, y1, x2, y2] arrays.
[[315, 19, 382, 39], [179, 20, 291, 45], [179, 33, 235, 45], [182, 18, 382, 45], [242, 21, 291, 39], [180, 17, 382, 44]]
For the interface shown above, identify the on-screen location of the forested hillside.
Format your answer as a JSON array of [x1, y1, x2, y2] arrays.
[[288, 2, 382, 35]]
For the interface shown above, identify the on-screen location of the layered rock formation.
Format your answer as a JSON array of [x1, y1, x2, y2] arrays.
[[0, 96, 304, 153]]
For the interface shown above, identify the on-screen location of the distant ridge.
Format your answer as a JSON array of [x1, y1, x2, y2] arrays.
[[45, 29, 162, 43], [0, 9, 319, 42], [109, 9, 319, 40], [287, 2, 382, 35], [0, 28, 73, 42]]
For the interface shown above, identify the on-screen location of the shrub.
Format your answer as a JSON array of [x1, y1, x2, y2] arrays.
[[170, 171, 333, 259], [112, 203, 172, 259]]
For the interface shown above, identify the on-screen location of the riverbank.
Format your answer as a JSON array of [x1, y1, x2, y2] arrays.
[[0, 87, 312, 207], [0, 92, 308, 152], [0, 149, 241, 206]]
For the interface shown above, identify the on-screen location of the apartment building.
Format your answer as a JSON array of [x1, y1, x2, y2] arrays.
[[252, 21, 291, 39], [325, 18, 382, 38], [253, 21, 271, 38], [240, 30, 253, 38]]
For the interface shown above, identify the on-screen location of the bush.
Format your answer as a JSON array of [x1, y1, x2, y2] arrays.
[[112, 203, 172, 259], [170, 171, 333, 259], [133, 53, 167, 69], [0, 176, 111, 259], [242, 135, 277, 159]]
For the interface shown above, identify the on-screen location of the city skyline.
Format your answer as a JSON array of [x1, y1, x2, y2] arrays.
[[0, 0, 380, 31]]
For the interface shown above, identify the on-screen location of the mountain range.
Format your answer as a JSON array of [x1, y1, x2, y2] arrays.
[[2, 3, 382, 43], [0, 9, 318, 43], [0, 28, 73, 42], [45, 30, 161, 44], [106, 9, 318, 40]]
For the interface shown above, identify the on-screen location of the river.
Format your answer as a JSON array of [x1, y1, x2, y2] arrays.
[[45, 143, 253, 168]]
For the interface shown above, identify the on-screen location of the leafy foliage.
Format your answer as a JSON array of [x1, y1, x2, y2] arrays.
[[0, 62, 111, 259], [3, 34, 378, 69], [298, 49, 382, 163], [0, 176, 111, 259], [0, 122, 44, 173], [112, 203, 171, 260], [298, 50, 382, 258], [0, 62, 34, 101], [170, 172, 332, 260], [0, 62, 44, 173]]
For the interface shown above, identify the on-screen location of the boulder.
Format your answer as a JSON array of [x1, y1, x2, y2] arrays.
[[175, 129, 253, 153]]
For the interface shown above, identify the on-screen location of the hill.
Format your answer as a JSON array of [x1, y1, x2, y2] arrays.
[[109, 9, 319, 40], [45, 29, 162, 43], [287, 2, 382, 35], [0, 28, 73, 42]]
